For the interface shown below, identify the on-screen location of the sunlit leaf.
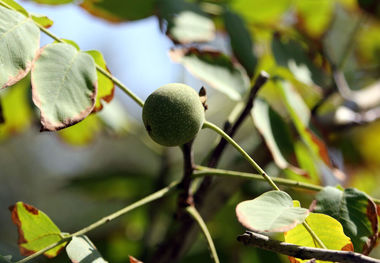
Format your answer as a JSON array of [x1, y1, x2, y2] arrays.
[[170, 47, 250, 101], [272, 35, 328, 87], [0, 6, 40, 89], [294, 0, 333, 38], [285, 213, 353, 263], [223, 9, 257, 78], [0, 75, 33, 140], [1, 0, 28, 16], [313, 186, 378, 254], [31, 13, 53, 28], [85, 50, 115, 112], [66, 235, 108, 263], [252, 98, 294, 169], [231, 0, 291, 24], [166, 11, 215, 44], [236, 190, 309, 232], [31, 43, 97, 131], [9, 202, 67, 258], [80, 0, 155, 22], [57, 114, 101, 145]]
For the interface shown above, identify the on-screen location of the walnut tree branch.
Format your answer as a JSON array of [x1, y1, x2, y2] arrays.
[[238, 231, 380, 263]]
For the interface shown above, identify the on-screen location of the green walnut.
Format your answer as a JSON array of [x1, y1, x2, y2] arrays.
[[142, 83, 205, 146]]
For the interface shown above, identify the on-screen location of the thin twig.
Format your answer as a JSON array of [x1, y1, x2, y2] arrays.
[[15, 181, 180, 263], [238, 231, 380, 263], [186, 206, 220, 263], [178, 141, 196, 208]]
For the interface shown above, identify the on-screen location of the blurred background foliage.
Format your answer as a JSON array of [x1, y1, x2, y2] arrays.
[[1, 0, 380, 262]]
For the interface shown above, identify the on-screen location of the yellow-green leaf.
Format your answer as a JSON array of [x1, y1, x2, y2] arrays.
[[285, 213, 353, 263], [85, 50, 115, 112], [9, 202, 67, 258]]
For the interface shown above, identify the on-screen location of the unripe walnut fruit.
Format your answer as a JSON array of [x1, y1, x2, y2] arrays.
[[142, 83, 205, 146]]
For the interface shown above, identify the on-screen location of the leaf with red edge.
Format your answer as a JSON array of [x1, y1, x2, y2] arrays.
[[85, 50, 115, 112], [313, 186, 379, 254], [129, 256, 143, 263], [31, 43, 97, 131], [9, 202, 67, 258], [0, 6, 40, 89], [236, 191, 309, 232]]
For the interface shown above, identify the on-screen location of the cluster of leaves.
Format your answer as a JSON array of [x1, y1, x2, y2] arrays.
[[1, 0, 380, 262]]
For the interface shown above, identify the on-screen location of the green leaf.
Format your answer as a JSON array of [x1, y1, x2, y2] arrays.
[[0, 5, 40, 89], [294, 0, 333, 38], [57, 114, 101, 145], [231, 0, 291, 24], [80, 0, 155, 22], [85, 50, 115, 112], [275, 80, 342, 184], [313, 186, 378, 253], [223, 10, 257, 78], [1, 0, 28, 16], [170, 47, 250, 101], [0, 74, 33, 140], [66, 235, 108, 263], [9, 202, 67, 258], [31, 43, 97, 131], [285, 213, 353, 263], [272, 35, 328, 87], [31, 13, 54, 28], [166, 10, 215, 44], [236, 190, 309, 232], [252, 98, 295, 170]]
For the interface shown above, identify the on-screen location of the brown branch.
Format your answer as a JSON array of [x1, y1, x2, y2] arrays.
[[238, 231, 380, 263], [178, 141, 195, 208]]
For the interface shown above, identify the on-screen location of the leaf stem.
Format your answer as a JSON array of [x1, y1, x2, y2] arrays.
[[202, 120, 280, 191], [302, 221, 327, 249], [15, 181, 179, 263], [0, 0, 145, 108], [186, 206, 220, 263]]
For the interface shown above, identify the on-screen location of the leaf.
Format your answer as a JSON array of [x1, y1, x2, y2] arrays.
[[231, 0, 291, 24], [252, 98, 298, 171], [129, 256, 143, 263], [272, 35, 328, 87], [85, 50, 115, 112], [223, 10, 257, 78], [31, 43, 97, 131], [170, 47, 250, 101], [166, 10, 215, 44], [1, 0, 28, 16], [294, 0, 333, 38], [66, 235, 108, 263], [80, 0, 155, 22], [285, 213, 353, 263], [236, 190, 309, 232], [275, 80, 342, 184], [0, 5, 40, 89], [313, 186, 378, 254], [9, 202, 67, 258], [0, 74, 33, 140], [57, 114, 101, 145], [31, 13, 54, 28]]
